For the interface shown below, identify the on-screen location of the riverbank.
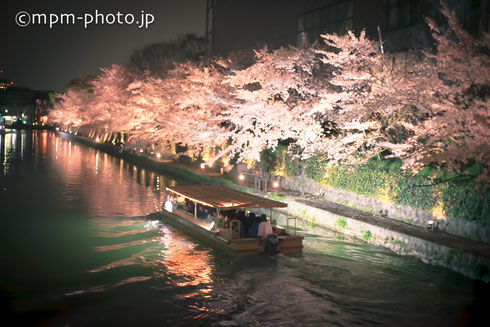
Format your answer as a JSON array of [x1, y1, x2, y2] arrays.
[[55, 130, 490, 282]]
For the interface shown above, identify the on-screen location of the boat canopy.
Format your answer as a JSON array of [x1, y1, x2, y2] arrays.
[[166, 184, 287, 210]]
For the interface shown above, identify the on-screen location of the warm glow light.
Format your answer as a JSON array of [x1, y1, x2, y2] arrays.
[[200, 163, 205, 169], [166, 188, 216, 208], [221, 202, 239, 207], [272, 181, 279, 188], [156, 153, 161, 158], [95, 137, 100, 142], [238, 174, 245, 180], [432, 202, 446, 220]]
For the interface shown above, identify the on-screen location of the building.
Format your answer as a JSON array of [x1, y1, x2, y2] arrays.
[[33, 91, 53, 125], [0, 69, 13, 90], [0, 87, 53, 127], [0, 87, 34, 126], [0, 68, 54, 126], [205, 0, 489, 56]]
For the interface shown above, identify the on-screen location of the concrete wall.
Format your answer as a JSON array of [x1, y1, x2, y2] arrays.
[[274, 198, 490, 282], [281, 175, 490, 244]]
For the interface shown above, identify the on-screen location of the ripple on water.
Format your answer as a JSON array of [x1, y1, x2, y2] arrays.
[[0, 131, 480, 327]]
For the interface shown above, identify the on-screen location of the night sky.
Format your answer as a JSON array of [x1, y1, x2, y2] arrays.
[[0, 0, 206, 92]]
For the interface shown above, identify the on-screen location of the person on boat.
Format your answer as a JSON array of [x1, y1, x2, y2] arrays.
[[185, 199, 194, 214], [237, 210, 251, 235], [197, 204, 207, 219], [247, 213, 260, 238], [257, 214, 273, 239], [211, 212, 221, 230], [202, 207, 210, 220], [163, 194, 177, 212], [216, 213, 224, 228], [223, 215, 231, 229]]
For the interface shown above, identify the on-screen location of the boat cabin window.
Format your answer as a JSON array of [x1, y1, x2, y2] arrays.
[[167, 193, 284, 239]]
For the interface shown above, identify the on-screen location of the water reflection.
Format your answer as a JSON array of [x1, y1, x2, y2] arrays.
[[1, 130, 16, 175], [0, 130, 50, 176], [44, 131, 168, 217], [160, 226, 213, 288], [0, 130, 483, 327], [157, 224, 222, 320]]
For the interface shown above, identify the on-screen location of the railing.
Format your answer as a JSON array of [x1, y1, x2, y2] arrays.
[[287, 217, 297, 235], [230, 219, 241, 239]]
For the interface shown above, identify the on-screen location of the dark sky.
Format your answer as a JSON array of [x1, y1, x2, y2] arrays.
[[0, 0, 206, 92]]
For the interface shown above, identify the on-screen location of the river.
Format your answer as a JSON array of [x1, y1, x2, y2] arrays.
[[0, 130, 487, 326]]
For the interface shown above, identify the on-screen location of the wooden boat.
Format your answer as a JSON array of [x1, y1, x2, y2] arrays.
[[158, 184, 303, 256]]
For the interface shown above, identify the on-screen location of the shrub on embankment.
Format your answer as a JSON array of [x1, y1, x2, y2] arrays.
[[263, 146, 489, 227]]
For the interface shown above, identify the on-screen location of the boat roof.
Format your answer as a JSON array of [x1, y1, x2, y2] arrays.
[[166, 184, 287, 210]]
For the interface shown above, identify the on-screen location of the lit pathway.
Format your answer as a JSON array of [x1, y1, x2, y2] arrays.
[[296, 198, 490, 260]]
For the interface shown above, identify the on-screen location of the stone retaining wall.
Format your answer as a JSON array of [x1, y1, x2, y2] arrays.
[[281, 175, 490, 244], [276, 197, 490, 282]]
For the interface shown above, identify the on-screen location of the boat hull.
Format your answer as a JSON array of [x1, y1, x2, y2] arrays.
[[157, 210, 303, 256]]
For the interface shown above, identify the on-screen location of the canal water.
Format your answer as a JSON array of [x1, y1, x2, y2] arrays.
[[0, 130, 487, 326]]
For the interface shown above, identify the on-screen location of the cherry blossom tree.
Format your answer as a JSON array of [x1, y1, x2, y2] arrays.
[[206, 46, 329, 165], [314, 1, 489, 182], [405, 1, 490, 180], [50, 0, 488, 182], [49, 87, 93, 129], [123, 60, 232, 158], [90, 64, 137, 132]]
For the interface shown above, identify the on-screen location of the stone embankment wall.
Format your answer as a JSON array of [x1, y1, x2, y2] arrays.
[[282, 175, 490, 244], [274, 198, 490, 282]]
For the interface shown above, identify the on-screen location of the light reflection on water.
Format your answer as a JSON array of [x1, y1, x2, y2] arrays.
[[0, 130, 487, 327]]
